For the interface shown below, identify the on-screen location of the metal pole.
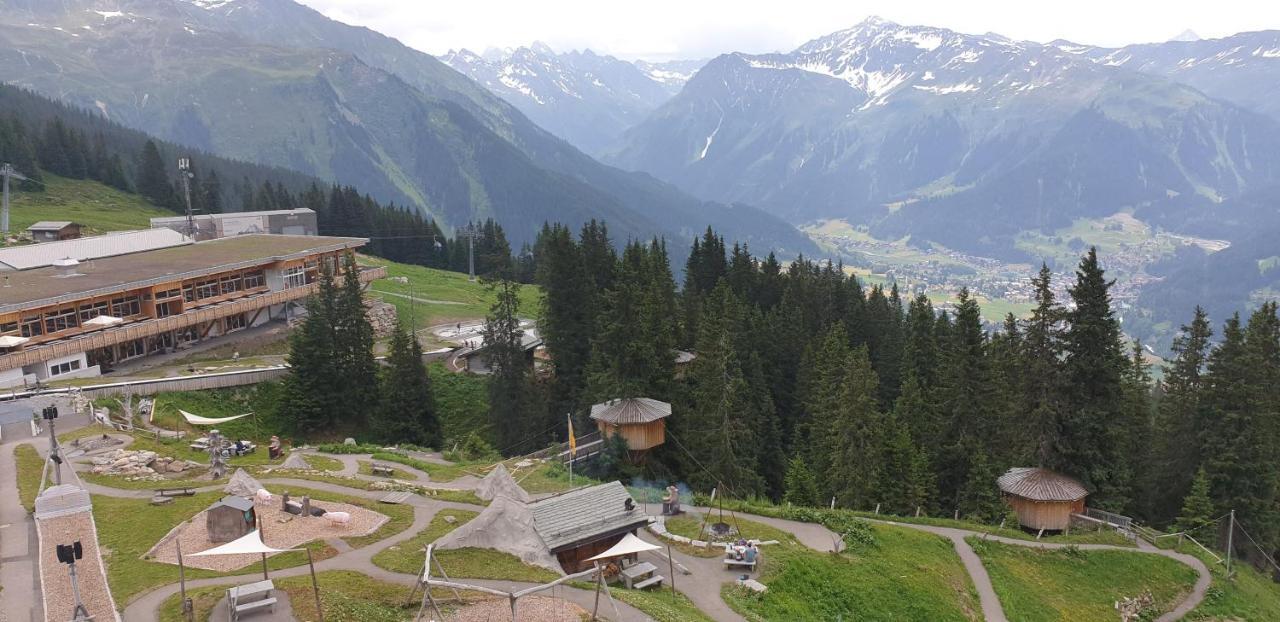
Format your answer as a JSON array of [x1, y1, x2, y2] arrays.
[[667, 544, 677, 604], [467, 231, 476, 281], [258, 515, 269, 581], [591, 562, 602, 621], [1226, 509, 1235, 576], [177, 539, 193, 622], [2, 164, 9, 235], [178, 158, 195, 238], [307, 547, 325, 622], [49, 417, 61, 486]]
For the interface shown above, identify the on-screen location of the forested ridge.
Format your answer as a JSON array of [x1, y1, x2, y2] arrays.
[[475, 224, 1280, 569]]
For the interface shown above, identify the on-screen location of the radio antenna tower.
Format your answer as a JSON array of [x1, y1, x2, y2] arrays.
[[178, 157, 197, 239], [1, 163, 31, 235]]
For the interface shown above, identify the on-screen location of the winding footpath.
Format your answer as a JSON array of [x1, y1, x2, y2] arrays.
[[5, 418, 1213, 622]]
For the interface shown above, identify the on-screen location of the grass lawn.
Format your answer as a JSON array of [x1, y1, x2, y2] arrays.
[[358, 460, 413, 479], [608, 585, 717, 622], [158, 570, 436, 622], [300, 454, 344, 472], [4, 174, 170, 238], [369, 452, 479, 483], [1160, 541, 1280, 620], [429, 363, 492, 445], [969, 538, 1198, 621], [854, 511, 1136, 547], [14, 443, 43, 513], [661, 514, 802, 558], [361, 255, 542, 330], [372, 508, 557, 582], [80, 472, 219, 491], [93, 485, 410, 605], [511, 460, 600, 494], [420, 488, 486, 506], [723, 523, 980, 621]]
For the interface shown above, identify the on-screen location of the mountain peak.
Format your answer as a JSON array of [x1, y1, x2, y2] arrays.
[[1169, 29, 1201, 42], [530, 40, 556, 56]]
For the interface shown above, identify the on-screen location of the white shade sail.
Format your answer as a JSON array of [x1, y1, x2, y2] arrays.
[[188, 530, 293, 557], [586, 533, 661, 561], [83, 315, 122, 328], [180, 409, 252, 426]]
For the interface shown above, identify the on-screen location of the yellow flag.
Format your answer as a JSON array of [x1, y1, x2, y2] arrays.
[[567, 414, 577, 453]]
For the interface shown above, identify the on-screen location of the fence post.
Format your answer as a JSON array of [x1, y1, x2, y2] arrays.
[[830, 497, 835, 510], [954, 509, 959, 521], [915, 506, 921, 518], [874, 503, 880, 516]]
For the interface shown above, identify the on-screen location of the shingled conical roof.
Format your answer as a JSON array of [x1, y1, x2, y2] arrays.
[[997, 467, 1088, 502], [589, 398, 671, 425]]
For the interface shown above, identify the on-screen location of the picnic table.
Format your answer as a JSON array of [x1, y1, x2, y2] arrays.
[[620, 561, 664, 590], [189, 437, 210, 451], [370, 463, 395, 477], [723, 544, 759, 571], [228, 579, 276, 620]]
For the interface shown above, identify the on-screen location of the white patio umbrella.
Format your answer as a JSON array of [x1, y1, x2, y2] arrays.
[[586, 533, 661, 561]]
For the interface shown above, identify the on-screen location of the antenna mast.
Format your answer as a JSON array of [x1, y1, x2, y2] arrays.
[[178, 157, 196, 239], [1, 163, 31, 236]]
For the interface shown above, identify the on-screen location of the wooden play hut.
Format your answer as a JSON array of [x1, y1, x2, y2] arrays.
[[998, 467, 1088, 532], [207, 495, 256, 543], [590, 397, 670, 454]]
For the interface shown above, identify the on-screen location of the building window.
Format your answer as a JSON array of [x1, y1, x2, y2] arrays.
[[118, 338, 145, 361], [156, 301, 176, 318], [20, 315, 43, 338], [44, 307, 79, 334], [110, 295, 142, 318], [225, 313, 247, 332], [195, 279, 220, 300], [49, 359, 82, 376], [78, 301, 109, 322], [242, 270, 265, 290], [283, 266, 306, 289], [0, 321, 17, 335], [220, 275, 242, 295], [182, 284, 195, 303], [155, 288, 182, 300]]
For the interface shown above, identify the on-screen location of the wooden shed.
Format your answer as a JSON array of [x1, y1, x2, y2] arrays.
[[529, 482, 649, 573], [590, 397, 670, 454], [998, 467, 1088, 532], [206, 495, 256, 543]]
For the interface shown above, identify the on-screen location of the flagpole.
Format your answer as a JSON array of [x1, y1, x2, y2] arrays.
[[567, 412, 574, 488]]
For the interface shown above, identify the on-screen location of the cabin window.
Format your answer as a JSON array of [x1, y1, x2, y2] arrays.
[[195, 279, 220, 300], [49, 359, 81, 376], [44, 307, 79, 333], [242, 270, 266, 290], [182, 284, 195, 303], [220, 275, 242, 295], [283, 266, 307, 289], [118, 338, 145, 361], [78, 301, 110, 322], [0, 321, 18, 335], [110, 295, 142, 317], [20, 315, 43, 337]]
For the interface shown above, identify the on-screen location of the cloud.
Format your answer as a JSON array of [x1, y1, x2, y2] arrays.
[[295, 0, 1280, 61]]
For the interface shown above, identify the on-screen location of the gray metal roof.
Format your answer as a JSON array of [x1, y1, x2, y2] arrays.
[[27, 221, 75, 231], [998, 467, 1089, 502], [0, 228, 189, 271], [214, 496, 255, 512], [530, 481, 648, 551], [150, 208, 316, 225], [590, 398, 671, 425]]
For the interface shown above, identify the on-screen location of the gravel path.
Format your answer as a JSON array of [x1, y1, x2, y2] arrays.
[[0, 441, 42, 622], [36, 511, 118, 622]]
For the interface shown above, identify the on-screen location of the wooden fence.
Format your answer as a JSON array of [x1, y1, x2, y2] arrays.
[[0, 365, 290, 402]]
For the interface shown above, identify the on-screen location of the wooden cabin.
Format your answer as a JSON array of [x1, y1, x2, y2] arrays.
[[998, 467, 1088, 532], [207, 496, 256, 543], [589, 397, 670, 457], [529, 482, 649, 573]]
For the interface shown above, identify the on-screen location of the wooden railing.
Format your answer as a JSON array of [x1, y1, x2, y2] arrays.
[[0, 266, 385, 372]]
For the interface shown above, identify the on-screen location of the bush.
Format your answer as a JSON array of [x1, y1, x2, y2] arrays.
[[315, 443, 384, 455], [445, 431, 498, 462]]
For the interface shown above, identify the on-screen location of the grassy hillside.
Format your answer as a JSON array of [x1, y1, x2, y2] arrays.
[[969, 538, 1198, 621], [4, 174, 171, 238], [361, 254, 543, 329], [724, 522, 980, 621]]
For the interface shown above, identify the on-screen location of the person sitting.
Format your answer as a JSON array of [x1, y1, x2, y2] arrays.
[[268, 435, 282, 459], [744, 544, 758, 564], [234, 440, 246, 456]]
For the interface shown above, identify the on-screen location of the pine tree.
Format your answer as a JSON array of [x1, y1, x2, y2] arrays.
[[1060, 248, 1131, 509], [1152, 307, 1213, 524], [1173, 468, 1216, 534], [1022, 264, 1067, 467], [535, 224, 592, 422], [783, 456, 819, 507], [375, 323, 441, 447], [136, 140, 177, 210], [880, 414, 934, 514], [334, 253, 378, 426], [278, 263, 339, 433], [935, 289, 991, 511], [826, 346, 885, 509], [957, 447, 1005, 522], [796, 323, 854, 493], [483, 278, 539, 455]]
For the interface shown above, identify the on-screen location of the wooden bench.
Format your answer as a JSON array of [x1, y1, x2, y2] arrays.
[[724, 555, 758, 570], [228, 579, 275, 621], [370, 464, 395, 477], [154, 487, 196, 497]]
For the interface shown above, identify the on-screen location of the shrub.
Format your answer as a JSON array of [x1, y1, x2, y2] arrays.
[[315, 443, 384, 455]]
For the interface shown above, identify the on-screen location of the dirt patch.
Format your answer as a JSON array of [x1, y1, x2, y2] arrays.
[[149, 497, 387, 572], [448, 595, 587, 621]]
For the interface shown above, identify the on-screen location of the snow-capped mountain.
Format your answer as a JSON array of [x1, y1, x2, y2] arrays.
[[440, 43, 702, 155], [608, 17, 1280, 259], [1053, 30, 1280, 120]]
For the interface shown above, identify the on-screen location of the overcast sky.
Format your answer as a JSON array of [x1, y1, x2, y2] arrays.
[[295, 0, 1280, 61]]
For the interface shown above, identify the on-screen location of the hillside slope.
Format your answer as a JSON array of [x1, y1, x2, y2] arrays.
[[3, 174, 170, 237]]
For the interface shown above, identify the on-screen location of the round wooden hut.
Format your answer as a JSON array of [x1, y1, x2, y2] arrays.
[[589, 398, 670, 456], [997, 467, 1088, 532]]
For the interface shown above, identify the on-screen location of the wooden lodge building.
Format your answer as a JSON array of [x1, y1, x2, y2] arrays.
[[0, 234, 382, 388], [998, 467, 1089, 532], [590, 397, 670, 459], [529, 481, 650, 573]]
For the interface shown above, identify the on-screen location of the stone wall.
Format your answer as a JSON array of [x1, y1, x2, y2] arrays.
[[365, 297, 399, 337]]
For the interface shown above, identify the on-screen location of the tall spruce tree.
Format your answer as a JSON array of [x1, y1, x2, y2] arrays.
[[375, 323, 441, 446], [1153, 307, 1213, 524], [826, 346, 886, 509], [1022, 265, 1067, 467], [136, 140, 177, 210], [279, 262, 339, 432], [482, 278, 539, 455], [1061, 248, 1131, 509], [334, 253, 378, 426]]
